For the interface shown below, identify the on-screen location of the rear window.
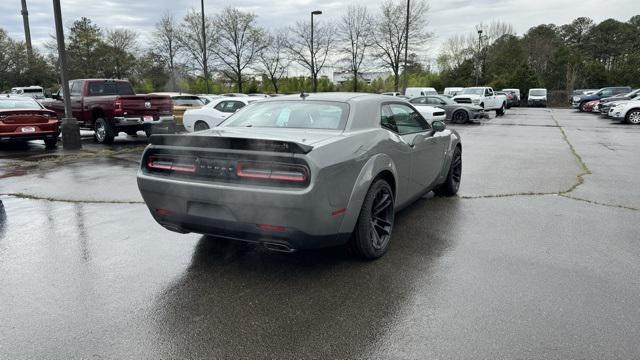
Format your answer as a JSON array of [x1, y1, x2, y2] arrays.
[[173, 96, 204, 106], [22, 88, 43, 93], [87, 81, 135, 96], [222, 101, 349, 130], [0, 99, 42, 109], [529, 89, 546, 96]]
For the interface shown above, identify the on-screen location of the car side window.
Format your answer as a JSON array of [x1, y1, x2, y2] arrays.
[[230, 101, 246, 112], [70, 81, 82, 96], [426, 97, 440, 105], [384, 103, 429, 135], [485, 88, 493, 96], [214, 101, 235, 113]]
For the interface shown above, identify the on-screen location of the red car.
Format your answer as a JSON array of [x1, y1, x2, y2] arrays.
[[582, 100, 599, 113], [0, 95, 60, 148]]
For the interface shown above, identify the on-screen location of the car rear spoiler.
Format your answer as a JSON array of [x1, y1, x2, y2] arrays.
[[149, 134, 314, 154]]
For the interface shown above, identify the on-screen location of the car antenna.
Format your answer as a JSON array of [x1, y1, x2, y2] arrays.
[[300, 92, 309, 99]]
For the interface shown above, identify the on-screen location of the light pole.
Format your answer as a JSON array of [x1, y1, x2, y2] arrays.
[[201, 0, 210, 94], [475, 28, 483, 86], [21, 0, 33, 60], [310, 10, 322, 92], [403, 0, 410, 93], [53, 0, 81, 149]]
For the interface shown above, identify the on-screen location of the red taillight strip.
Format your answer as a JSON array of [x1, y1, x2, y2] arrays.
[[236, 162, 308, 183], [147, 155, 196, 174]]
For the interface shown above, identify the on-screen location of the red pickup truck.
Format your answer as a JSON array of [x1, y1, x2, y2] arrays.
[[43, 79, 175, 144]]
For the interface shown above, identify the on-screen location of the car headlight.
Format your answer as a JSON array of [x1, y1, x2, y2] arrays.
[[472, 99, 480, 103], [573, 96, 580, 102]]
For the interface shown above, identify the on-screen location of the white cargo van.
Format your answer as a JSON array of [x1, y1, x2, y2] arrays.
[[10, 86, 45, 99], [405, 87, 437, 98]]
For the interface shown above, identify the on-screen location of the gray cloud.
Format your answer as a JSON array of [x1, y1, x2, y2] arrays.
[[1, 0, 638, 57]]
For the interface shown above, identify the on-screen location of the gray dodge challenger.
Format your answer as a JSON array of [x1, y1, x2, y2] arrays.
[[137, 93, 462, 259], [409, 95, 486, 123]]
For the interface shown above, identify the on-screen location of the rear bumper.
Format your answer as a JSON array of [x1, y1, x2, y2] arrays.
[[0, 129, 59, 142], [137, 172, 350, 250], [113, 115, 175, 127]]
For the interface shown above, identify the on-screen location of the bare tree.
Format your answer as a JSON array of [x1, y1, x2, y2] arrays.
[[153, 12, 181, 91], [285, 19, 334, 92], [211, 7, 265, 93], [256, 30, 289, 93], [337, 4, 374, 92], [105, 29, 138, 79], [177, 9, 217, 86], [372, 0, 430, 91], [437, 34, 471, 71]]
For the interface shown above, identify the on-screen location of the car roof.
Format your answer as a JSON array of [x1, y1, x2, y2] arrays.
[[0, 94, 37, 101], [259, 92, 391, 103]]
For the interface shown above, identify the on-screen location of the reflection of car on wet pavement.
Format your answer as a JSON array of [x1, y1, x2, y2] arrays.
[[137, 93, 462, 259], [0, 95, 60, 148]]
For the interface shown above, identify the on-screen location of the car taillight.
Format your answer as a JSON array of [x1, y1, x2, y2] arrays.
[[114, 99, 123, 115], [147, 155, 196, 174], [236, 162, 309, 183]]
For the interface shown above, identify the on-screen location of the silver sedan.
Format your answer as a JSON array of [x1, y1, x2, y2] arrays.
[[137, 93, 462, 259]]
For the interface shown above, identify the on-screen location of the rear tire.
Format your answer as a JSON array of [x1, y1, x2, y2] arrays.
[[434, 146, 462, 197], [626, 109, 640, 124], [194, 121, 210, 132], [94, 118, 114, 144], [496, 103, 506, 116], [350, 179, 394, 260], [452, 110, 469, 124], [579, 102, 588, 112], [44, 138, 58, 149]]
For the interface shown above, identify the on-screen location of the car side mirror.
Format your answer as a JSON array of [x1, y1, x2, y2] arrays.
[[432, 120, 446, 132]]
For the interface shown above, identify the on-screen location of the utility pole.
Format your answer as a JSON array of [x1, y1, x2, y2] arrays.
[[310, 10, 322, 92], [21, 0, 33, 60], [201, 0, 210, 94], [53, 0, 81, 150], [403, 0, 410, 94]]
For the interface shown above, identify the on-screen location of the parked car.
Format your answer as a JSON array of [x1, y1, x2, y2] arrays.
[[182, 97, 257, 132], [452, 87, 507, 116], [580, 100, 599, 112], [570, 86, 632, 111], [405, 87, 438, 98], [609, 98, 640, 124], [495, 91, 517, 108], [598, 89, 640, 115], [221, 93, 249, 97], [527, 88, 548, 107], [409, 95, 485, 123], [137, 93, 462, 259], [10, 86, 45, 100], [502, 88, 521, 102], [0, 95, 59, 148], [150, 93, 204, 132], [413, 105, 446, 123], [197, 94, 222, 105], [443, 87, 464, 97], [41, 79, 174, 144]]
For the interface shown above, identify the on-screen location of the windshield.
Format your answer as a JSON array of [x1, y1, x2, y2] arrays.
[[529, 90, 546, 96], [222, 101, 349, 130], [0, 99, 42, 109], [461, 88, 483, 95], [173, 97, 204, 106]]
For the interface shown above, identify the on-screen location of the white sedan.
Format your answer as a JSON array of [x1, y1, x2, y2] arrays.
[[412, 105, 447, 123], [183, 97, 258, 132]]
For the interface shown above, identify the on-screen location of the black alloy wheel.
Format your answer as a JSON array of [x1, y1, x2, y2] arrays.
[[434, 146, 462, 196], [194, 121, 210, 132], [452, 110, 469, 124], [351, 179, 394, 260]]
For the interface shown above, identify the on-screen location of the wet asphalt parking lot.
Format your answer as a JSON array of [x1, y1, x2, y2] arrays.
[[1, 108, 639, 359]]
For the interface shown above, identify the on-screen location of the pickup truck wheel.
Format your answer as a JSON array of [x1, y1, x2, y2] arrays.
[[94, 118, 115, 144], [452, 110, 469, 124], [350, 178, 394, 260], [496, 103, 505, 116], [144, 128, 153, 138], [626, 109, 640, 124], [194, 121, 210, 132]]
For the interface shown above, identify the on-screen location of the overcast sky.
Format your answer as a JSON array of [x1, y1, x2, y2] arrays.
[[1, 0, 638, 59]]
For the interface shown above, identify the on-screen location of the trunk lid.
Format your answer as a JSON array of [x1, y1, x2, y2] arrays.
[[0, 109, 58, 125], [118, 95, 173, 116]]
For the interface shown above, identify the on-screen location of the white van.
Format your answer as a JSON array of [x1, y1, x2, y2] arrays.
[[405, 87, 437, 98], [443, 87, 464, 96], [10, 86, 45, 99]]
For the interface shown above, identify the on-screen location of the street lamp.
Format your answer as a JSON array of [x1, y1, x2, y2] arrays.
[[403, 0, 410, 94], [52, 0, 81, 149], [475, 27, 484, 86], [310, 10, 322, 92]]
